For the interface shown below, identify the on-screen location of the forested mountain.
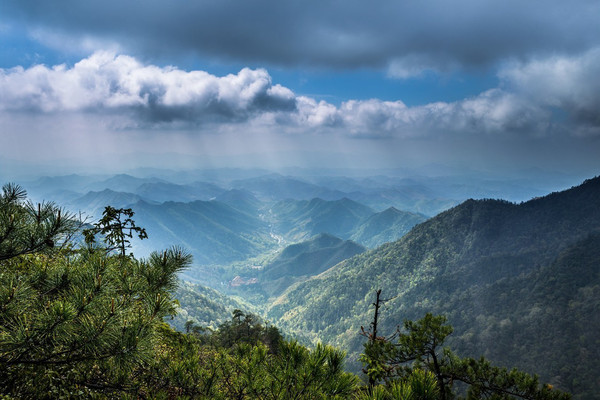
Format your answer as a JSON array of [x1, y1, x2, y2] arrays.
[[263, 234, 366, 280], [69, 189, 148, 219], [129, 199, 276, 264], [266, 176, 600, 398], [257, 234, 366, 297], [215, 189, 263, 214], [170, 281, 254, 331], [271, 197, 375, 241], [87, 173, 167, 193], [350, 207, 427, 248]]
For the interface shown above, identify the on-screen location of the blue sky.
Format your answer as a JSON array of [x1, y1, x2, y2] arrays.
[[1, 0, 599, 177]]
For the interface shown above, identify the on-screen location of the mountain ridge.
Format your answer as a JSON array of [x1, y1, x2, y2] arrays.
[[265, 175, 600, 398]]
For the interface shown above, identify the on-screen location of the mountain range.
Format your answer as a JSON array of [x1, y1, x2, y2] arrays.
[[7, 169, 600, 398], [255, 233, 367, 298], [263, 176, 600, 398]]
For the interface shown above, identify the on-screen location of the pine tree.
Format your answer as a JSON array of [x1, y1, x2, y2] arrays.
[[0, 183, 80, 261], [0, 186, 191, 398], [359, 290, 571, 400]]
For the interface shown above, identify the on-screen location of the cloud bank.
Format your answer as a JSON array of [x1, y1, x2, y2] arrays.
[[0, 52, 296, 125], [2, 51, 599, 138]]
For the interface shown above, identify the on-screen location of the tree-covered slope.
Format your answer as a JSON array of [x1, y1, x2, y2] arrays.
[[441, 232, 600, 398], [263, 233, 366, 280], [266, 176, 600, 398], [350, 206, 427, 248], [215, 189, 263, 214], [69, 189, 148, 219], [271, 197, 375, 241], [221, 234, 367, 300], [130, 199, 276, 264], [171, 281, 254, 331]]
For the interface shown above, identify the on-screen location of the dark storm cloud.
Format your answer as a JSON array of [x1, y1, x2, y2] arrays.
[[3, 0, 599, 71], [499, 48, 600, 131]]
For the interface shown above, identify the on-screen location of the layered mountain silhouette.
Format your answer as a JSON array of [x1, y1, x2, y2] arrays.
[[266, 176, 600, 398], [257, 233, 366, 297]]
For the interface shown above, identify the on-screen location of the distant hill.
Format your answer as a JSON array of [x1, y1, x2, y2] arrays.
[[350, 207, 427, 248], [271, 197, 374, 241], [88, 174, 166, 193], [258, 234, 366, 297], [221, 233, 366, 298], [130, 200, 276, 264], [345, 189, 457, 217], [69, 189, 147, 219], [134, 181, 225, 203], [23, 174, 98, 204], [27, 174, 95, 192], [266, 176, 600, 398], [170, 281, 253, 331], [215, 189, 263, 214], [230, 174, 346, 201]]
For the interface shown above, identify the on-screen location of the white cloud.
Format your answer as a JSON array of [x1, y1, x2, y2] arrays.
[[295, 97, 340, 127], [1, 51, 599, 139], [0, 52, 297, 124]]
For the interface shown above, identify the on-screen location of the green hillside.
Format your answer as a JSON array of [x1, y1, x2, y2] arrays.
[[271, 197, 375, 241], [215, 189, 263, 214], [350, 206, 427, 248], [171, 281, 254, 331], [69, 189, 147, 219], [264, 233, 365, 279], [130, 199, 276, 264], [258, 233, 366, 297], [266, 176, 600, 398]]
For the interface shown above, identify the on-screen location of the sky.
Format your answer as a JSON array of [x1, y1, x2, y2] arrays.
[[1, 0, 600, 178]]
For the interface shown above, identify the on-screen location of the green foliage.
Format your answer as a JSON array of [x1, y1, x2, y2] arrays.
[[137, 318, 359, 399], [83, 206, 148, 256], [359, 310, 571, 400], [360, 336, 398, 385], [170, 281, 252, 332], [0, 247, 191, 397], [212, 309, 282, 354], [266, 177, 600, 398], [350, 207, 427, 249], [355, 369, 439, 400], [444, 352, 568, 400], [0, 187, 191, 398], [0, 183, 80, 261]]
